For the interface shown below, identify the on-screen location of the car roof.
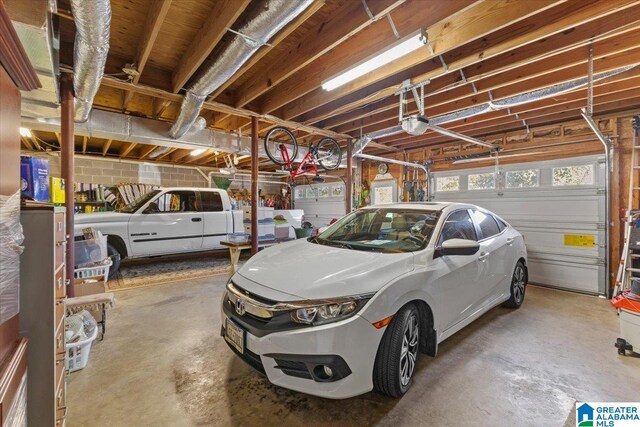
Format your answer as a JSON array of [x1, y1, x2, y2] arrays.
[[363, 202, 477, 211]]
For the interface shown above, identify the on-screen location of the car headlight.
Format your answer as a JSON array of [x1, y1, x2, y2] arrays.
[[290, 295, 372, 326]]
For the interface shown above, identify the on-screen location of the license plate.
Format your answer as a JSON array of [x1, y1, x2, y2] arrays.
[[224, 318, 245, 354]]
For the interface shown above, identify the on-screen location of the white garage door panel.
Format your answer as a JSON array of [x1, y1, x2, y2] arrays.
[[432, 155, 605, 295], [294, 183, 346, 229]]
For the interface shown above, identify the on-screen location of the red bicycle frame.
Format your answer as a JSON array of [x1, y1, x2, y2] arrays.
[[279, 144, 318, 180]]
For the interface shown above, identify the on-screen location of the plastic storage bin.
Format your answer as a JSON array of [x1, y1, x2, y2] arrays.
[[65, 324, 98, 372], [74, 238, 107, 267], [74, 258, 112, 283], [227, 232, 249, 243]]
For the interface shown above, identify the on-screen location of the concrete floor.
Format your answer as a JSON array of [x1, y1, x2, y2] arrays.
[[67, 275, 640, 427]]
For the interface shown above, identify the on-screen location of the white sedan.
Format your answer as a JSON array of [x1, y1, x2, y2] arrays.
[[221, 202, 527, 399]]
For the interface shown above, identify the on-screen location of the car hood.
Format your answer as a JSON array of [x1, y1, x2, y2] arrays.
[[236, 239, 414, 300], [75, 212, 130, 224]]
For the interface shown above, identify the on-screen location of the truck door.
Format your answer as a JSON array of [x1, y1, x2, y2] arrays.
[[128, 190, 203, 256], [200, 190, 230, 249]]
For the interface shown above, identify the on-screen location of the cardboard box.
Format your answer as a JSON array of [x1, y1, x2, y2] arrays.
[[20, 156, 50, 201]]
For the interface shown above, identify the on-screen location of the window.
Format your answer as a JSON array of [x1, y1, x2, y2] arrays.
[[201, 191, 223, 212], [468, 172, 495, 190], [472, 210, 501, 239], [495, 216, 508, 232], [552, 164, 594, 186], [506, 169, 539, 188], [436, 176, 460, 192], [438, 210, 477, 244], [151, 191, 198, 213]]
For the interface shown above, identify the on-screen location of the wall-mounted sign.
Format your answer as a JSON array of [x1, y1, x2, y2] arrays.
[[563, 234, 596, 248]]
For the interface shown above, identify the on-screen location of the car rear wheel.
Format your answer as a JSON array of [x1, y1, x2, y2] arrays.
[[503, 261, 527, 308], [373, 303, 420, 398]]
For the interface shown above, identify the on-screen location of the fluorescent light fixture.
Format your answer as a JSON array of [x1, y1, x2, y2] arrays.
[[19, 127, 32, 138], [190, 148, 207, 156], [321, 31, 426, 91]]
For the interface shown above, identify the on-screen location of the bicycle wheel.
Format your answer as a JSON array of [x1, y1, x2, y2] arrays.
[[264, 127, 298, 166], [316, 137, 343, 171]]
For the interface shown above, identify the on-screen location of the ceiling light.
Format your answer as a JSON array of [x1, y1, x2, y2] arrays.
[[19, 127, 32, 138], [191, 148, 207, 156], [322, 31, 426, 91]]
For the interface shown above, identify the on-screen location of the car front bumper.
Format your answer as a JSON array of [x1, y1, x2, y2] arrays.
[[221, 308, 385, 399]]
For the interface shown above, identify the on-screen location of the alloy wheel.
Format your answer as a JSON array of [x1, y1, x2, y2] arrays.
[[513, 265, 526, 303], [399, 314, 419, 387]]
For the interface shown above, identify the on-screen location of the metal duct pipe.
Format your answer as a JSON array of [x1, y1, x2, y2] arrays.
[[354, 64, 639, 150], [169, 0, 314, 139], [70, 0, 111, 122]]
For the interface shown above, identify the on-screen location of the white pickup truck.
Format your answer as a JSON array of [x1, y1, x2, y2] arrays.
[[74, 187, 244, 276]]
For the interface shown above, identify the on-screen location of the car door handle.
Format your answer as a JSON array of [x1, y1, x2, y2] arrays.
[[191, 217, 202, 222], [506, 238, 514, 245], [478, 252, 490, 261]]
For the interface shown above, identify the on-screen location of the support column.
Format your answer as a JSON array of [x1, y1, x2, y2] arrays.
[[251, 116, 259, 255], [346, 139, 353, 213], [61, 73, 75, 297]]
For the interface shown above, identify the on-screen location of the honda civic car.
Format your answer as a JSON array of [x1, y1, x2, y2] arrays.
[[221, 202, 527, 399]]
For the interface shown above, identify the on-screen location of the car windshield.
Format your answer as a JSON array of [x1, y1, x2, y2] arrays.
[[116, 190, 161, 213], [311, 208, 442, 253]]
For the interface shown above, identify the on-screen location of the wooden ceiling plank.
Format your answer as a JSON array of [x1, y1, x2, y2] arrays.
[[139, 144, 159, 159], [155, 147, 178, 160], [232, 0, 408, 108], [264, 0, 568, 118], [171, 0, 252, 94], [102, 139, 113, 156], [100, 75, 350, 140], [319, 11, 640, 130], [119, 142, 137, 157], [283, 0, 640, 123], [122, 0, 173, 110], [171, 149, 192, 163], [82, 136, 88, 154], [21, 136, 33, 150], [209, 0, 326, 100]]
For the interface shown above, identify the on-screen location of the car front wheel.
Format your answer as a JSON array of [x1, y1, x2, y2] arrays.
[[373, 303, 420, 398], [503, 261, 527, 308]]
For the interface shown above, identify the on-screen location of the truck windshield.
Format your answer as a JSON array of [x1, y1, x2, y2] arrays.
[[116, 190, 161, 213], [311, 208, 442, 253]]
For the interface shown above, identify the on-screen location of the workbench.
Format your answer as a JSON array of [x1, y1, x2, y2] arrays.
[[221, 239, 292, 273]]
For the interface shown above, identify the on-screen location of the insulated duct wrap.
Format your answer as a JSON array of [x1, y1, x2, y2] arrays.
[[354, 64, 639, 152], [70, 0, 111, 122], [0, 192, 24, 324], [170, 0, 314, 139]]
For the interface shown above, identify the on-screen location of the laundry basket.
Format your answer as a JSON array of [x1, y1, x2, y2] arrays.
[[65, 325, 98, 372], [74, 258, 112, 283]]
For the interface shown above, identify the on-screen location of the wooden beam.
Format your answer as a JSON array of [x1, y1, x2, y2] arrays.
[[100, 75, 350, 140], [155, 146, 177, 160], [82, 135, 88, 154], [138, 144, 159, 159], [20, 136, 33, 150], [122, 0, 172, 110], [210, 0, 325, 99], [55, 132, 61, 146], [119, 142, 137, 157], [102, 139, 113, 156], [318, 9, 640, 129], [27, 136, 41, 151], [153, 98, 171, 119], [171, 0, 251, 93], [233, 0, 408, 108], [262, 0, 567, 117], [171, 149, 192, 163]]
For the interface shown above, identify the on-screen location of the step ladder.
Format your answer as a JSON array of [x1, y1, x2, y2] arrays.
[[614, 116, 640, 295]]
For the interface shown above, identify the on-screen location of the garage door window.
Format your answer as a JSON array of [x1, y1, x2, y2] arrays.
[[471, 209, 501, 239], [468, 172, 495, 190], [436, 176, 460, 192], [438, 210, 477, 244], [201, 191, 223, 212], [552, 164, 594, 186], [506, 169, 539, 188]]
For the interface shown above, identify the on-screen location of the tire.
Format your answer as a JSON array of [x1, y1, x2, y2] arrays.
[[106, 243, 121, 280], [264, 127, 298, 166], [503, 260, 527, 308], [316, 137, 342, 171], [373, 304, 420, 398]]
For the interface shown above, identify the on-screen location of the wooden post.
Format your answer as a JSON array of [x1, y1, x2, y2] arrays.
[[61, 73, 75, 297], [251, 116, 259, 255], [346, 139, 353, 213]]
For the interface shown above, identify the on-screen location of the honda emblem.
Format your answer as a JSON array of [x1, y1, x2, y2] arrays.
[[235, 299, 246, 316]]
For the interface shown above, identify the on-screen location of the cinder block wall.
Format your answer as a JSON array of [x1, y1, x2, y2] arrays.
[[38, 152, 281, 193]]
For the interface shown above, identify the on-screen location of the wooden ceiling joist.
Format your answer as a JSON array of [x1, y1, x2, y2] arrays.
[[232, 0, 408, 108], [138, 144, 159, 159], [170, 0, 251, 94], [82, 136, 88, 154], [119, 142, 137, 157], [102, 139, 113, 156], [122, 0, 172, 110]]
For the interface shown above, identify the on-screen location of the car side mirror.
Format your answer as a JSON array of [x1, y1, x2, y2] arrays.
[[435, 238, 480, 257]]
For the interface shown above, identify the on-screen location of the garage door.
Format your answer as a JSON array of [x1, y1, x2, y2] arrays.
[[293, 182, 346, 229], [432, 155, 606, 295]]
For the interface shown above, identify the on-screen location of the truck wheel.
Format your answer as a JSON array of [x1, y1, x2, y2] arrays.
[[107, 243, 121, 280]]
